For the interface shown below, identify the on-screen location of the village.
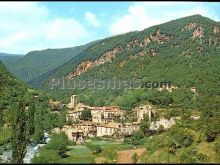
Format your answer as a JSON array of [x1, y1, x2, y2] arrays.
[[51, 94, 182, 144]]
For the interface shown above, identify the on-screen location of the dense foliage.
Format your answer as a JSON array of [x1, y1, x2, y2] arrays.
[[1, 14, 220, 163], [32, 133, 70, 163], [2, 42, 94, 82], [34, 15, 220, 114], [0, 61, 66, 163]]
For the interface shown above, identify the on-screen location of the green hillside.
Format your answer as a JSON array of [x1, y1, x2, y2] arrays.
[[1, 14, 220, 163], [0, 60, 30, 145], [0, 61, 66, 161], [3, 42, 95, 82], [0, 53, 23, 67], [30, 13, 220, 162], [32, 15, 220, 110]]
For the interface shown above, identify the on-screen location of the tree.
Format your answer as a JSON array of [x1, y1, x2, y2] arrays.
[[32, 126, 44, 143], [80, 109, 92, 121], [132, 152, 139, 164], [32, 104, 44, 143], [86, 143, 102, 154], [11, 101, 28, 164], [131, 130, 145, 145], [140, 114, 150, 134], [46, 132, 69, 157], [27, 100, 36, 137], [169, 127, 193, 149], [203, 114, 220, 142]]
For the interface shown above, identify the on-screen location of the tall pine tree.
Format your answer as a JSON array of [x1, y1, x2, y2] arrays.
[[11, 100, 28, 164], [27, 100, 36, 137]]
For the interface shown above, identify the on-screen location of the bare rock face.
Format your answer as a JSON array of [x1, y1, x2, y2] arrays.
[[65, 60, 93, 79], [138, 50, 148, 57], [143, 37, 151, 46], [125, 39, 141, 50], [192, 26, 204, 38], [94, 46, 122, 66], [182, 22, 205, 39], [142, 29, 170, 45], [213, 26, 220, 34], [65, 46, 122, 79], [150, 49, 158, 56], [65, 29, 168, 79], [149, 29, 170, 44], [181, 22, 197, 31], [150, 116, 181, 130]]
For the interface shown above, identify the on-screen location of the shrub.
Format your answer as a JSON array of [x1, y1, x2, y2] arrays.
[[214, 136, 220, 156], [80, 109, 92, 121], [169, 127, 194, 149], [46, 132, 69, 157], [131, 131, 145, 145], [132, 152, 139, 163], [86, 143, 102, 154]]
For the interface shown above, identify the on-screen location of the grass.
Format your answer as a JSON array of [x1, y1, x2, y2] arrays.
[[59, 139, 135, 164], [97, 143, 134, 163], [61, 146, 95, 164], [196, 142, 218, 163], [87, 140, 115, 146], [140, 127, 219, 163], [140, 148, 180, 164], [0, 128, 11, 146]]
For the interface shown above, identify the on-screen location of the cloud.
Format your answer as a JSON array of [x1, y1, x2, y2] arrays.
[[0, 2, 219, 54], [109, 5, 162, 35], [45, 18, 89, 43], [85, 11, 101, 28], [0, 2, 91, 54], [109, 2, 220, 35]]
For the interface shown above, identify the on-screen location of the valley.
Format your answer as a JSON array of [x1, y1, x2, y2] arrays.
[[1, 13, 220, 164]]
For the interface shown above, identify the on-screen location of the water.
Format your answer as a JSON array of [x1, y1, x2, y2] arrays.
[[0, 149, 11, 163], [23, 143, 39, 164], [0, 131, 51, 163]]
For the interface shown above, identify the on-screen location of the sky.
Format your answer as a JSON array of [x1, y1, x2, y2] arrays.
[[0, 2, 220, 54]]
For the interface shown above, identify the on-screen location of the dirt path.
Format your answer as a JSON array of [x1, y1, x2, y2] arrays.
[[117, 148, 146, 164]]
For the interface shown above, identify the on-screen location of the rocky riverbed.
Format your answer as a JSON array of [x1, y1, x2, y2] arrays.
[[0, 132, 50, 163]]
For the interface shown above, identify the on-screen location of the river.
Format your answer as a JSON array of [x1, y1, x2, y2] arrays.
[[0, 131, 51, 163]]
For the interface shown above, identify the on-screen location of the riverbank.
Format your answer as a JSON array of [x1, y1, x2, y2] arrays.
[[0, 131, 51, 163]]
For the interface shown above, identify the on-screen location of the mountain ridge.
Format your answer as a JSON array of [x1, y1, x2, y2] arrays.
[[2, 41, 97, 82], [29, 14, 220, 88], [25, 14, 220, 111]]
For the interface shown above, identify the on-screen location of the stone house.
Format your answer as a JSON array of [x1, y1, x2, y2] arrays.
[[120, 122, 140, 136], [61, 125, 80, 141], [61, 122, 97, 143], [158, 85, 179, 93], [74, 121, 97, 137], [66, 109, 83, 122], [67, 95, 125, 123], [135, 105, 155, 122], [103, 106, 125, 122], [90, 107, 104, 123], [97, 122, 122, 137]]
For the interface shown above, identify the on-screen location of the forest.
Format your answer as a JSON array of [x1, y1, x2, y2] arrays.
[[1, 14, 220, 163]]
